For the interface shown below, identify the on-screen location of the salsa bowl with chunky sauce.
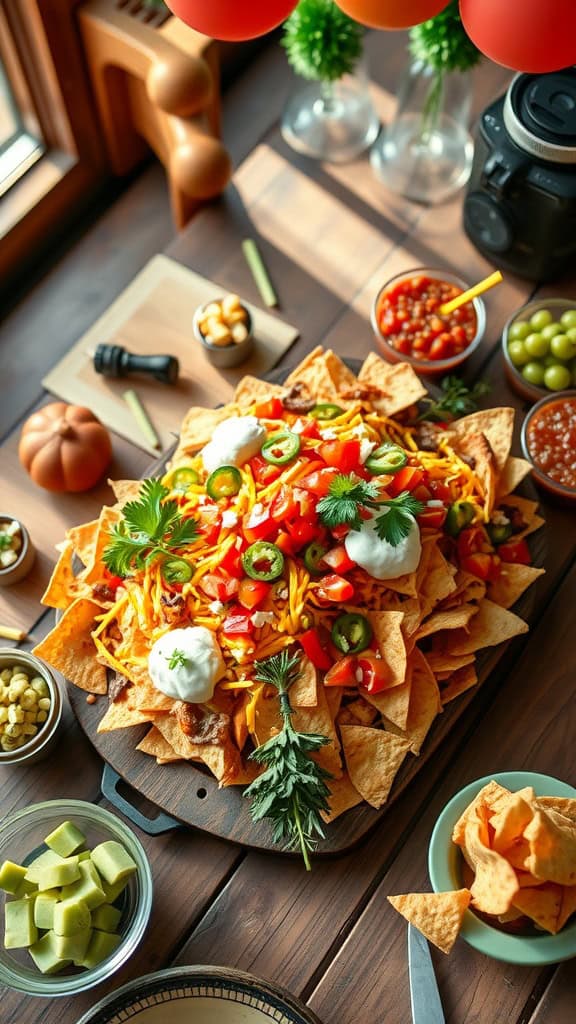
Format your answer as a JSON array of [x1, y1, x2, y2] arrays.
[[521, 391, 576, 505]]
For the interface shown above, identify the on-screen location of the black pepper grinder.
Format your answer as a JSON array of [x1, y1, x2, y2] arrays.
[[93, 343, 180, 385]]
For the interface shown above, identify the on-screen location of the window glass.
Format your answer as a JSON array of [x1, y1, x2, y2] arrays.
[[0, 56, 44, 197]]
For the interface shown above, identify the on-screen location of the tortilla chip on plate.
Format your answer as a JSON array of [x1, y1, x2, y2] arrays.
[[366, 659, 412, 731], [42, 541, 91, 610], [497, 456, 532, 498], [415, 603, 478, 641], [446, 407, 515, 472], [387, 890, 471, 955], [33, 598, 107, 694], [97, 695, 153, 732], [404, 649, 441, 754], [357, 354, 428, 415], [439, 664, 478, 705], [234, 375, 285, 408], [447, 599, 528, 656], [512, 884, 564, 934], [321, 772, 363, 823], [487, 564, 545, 610], [176, 403, 238, 456], [66, 519, 100, 568], [136, 726, 182, 762], [340, 725, 410, 808], [283, 347, 338, 401], [367, 610, 406, 689]]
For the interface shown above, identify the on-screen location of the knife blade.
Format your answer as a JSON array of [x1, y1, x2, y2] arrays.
[[408, 923, 445, 1024]]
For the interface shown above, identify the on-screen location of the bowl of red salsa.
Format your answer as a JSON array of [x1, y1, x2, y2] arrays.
[[371, 267, 486, 376], [521, 391, 576, 504]]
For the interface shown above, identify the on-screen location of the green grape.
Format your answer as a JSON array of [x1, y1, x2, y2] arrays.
[[509, 320, 531, 341], [541, 323, 562, 341], [560, 309, 576, 330], [543, 354, 563, 368], [522, 362, 546, 387], [530, 308, 553, 330], [544, 364, 571, 391], [524, 332, 549, 358], [550, 334, 576, 361], [508, 340, 530, 367], [566, 327, 576, 345]]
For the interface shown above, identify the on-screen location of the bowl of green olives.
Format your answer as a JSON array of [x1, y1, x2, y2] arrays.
[[502, 298, 576, 403]]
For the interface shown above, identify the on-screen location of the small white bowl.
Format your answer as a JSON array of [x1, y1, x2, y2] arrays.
[[0, 516, 35, 587]]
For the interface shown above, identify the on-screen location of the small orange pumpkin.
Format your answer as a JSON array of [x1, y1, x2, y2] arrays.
[[19, 403, 112, 493]]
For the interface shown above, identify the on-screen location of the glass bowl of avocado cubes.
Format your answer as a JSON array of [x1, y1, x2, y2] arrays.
[[0, 800, 152, 996]]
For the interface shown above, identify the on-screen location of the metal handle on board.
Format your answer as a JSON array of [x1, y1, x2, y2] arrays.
[[101, 763, 183, 835]]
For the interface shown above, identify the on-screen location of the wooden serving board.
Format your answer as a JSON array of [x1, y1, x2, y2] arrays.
[[42, 255, 299, 456], [65, 369, 546, 854]]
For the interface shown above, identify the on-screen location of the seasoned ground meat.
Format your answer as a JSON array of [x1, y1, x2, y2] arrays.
[[499, 503, 528, 535], [415, 422, 441, 452], [175, 702, 231, 746], [92, 583, 117, 603], [281, 382, 317, 413], [108, 673, 131, 703]]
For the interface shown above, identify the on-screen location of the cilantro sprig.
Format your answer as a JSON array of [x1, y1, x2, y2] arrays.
[[103, 478, 200, 578], [244, 650, 332, 871], [166, 649, 188, 670], [416, 375, 490, 423], [316, 473, 423, 547]]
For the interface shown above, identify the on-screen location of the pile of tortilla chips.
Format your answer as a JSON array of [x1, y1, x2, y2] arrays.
[[34, 348, 545, 826], [388, 781, 576, 952]]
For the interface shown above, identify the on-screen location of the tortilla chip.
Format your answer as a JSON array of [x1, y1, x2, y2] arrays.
[[523, 810, 576, 885], [536, 797, 576, 824], [357, 354, 428, 415], [557, 884, 576, 932], [387, 890, 471, 955], [234, 375, 285, 408], [323, 349, 359, 393], [404, 649, 441, 754], [491, 792, 535, 854], [153, 711, 242, 784], [340, 725, 410, 808], [497, 456, 532, 498], [33, 598, 107, 694], [324, 685, 343, 721], [253, 682, 342, 777], [504, 839, 531, 872], [321, 772, 363, 823], [487, 564, 545, 610], [290, 655, 318, 707], [415, 604, 478, 641], [512, 884, 563, 934], [447, 407, 515, 472], [452, 781, 512, 846], [41, 541, 91, 610], [107, 480, 142, 505], [97, 695, 153, 732], [176, 403, 238, 455], [426, 651, 475, 675], [440, 664, 478, 705], [284, 347, 338, 401], [366, 658, 412, 731], [465, 814, 520, 915], [136, 726, 181, 762], [447, 599, 528, 656], [420, 545, 457, 611], [499, 494, 544, 539], [66, 519, 99, 567], [367, 611, 406, 689], [82, 507, 121, 585]]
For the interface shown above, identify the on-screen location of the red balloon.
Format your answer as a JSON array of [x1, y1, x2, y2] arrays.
[[164, 0, 299, 41], [333, 0, 450, 30], [460, 0, 576, 73]]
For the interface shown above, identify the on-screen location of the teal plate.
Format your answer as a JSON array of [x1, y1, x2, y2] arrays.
[[428, 771, 576, 965]]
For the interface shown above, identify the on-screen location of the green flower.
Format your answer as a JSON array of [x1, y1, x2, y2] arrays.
[[409, 0, 481, 74], [282, 0, 363, 83]]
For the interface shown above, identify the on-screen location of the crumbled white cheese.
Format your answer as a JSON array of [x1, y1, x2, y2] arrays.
[[208, 600, 225, 615], [359, 439, 377, 464], [320, 428, 337, 440], [221, 510, 239, 528], [250, 610, 275, 628]]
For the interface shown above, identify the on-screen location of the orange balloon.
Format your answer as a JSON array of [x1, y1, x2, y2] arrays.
[[334, 0, 450, 30], [165, 0, 298, 41]]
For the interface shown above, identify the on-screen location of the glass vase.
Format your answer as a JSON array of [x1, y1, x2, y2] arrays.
[[371, 59, 474, 204], [281, 57, 379, 163]]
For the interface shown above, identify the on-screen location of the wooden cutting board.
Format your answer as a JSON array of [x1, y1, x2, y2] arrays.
[[42, 255, 299, 456]]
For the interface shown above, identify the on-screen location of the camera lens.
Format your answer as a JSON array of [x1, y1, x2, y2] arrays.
[[464, 193, 512, 253]]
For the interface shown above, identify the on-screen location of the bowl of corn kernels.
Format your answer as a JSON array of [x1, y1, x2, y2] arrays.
[[0, 516, 36, 587], [0, 650, 62, 765], [193, 293, 254, 369]]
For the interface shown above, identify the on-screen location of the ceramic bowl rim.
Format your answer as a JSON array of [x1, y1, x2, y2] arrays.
[[501, 296, 576, 402], [192, 297, 253, 351], [0, 515, 30, 579], [428, 770, 576, 965], [0, 649, 62, 764]]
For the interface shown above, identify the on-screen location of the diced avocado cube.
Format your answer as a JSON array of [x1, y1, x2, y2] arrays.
[[14, 877, 38, 899], [0, 860, 27, 895], [28, 932, 72, 975], [100, 876, 129, 905], [91, 903, 122, 933], [78, 928, 121, 969], [44, 821, 86, 858], [54, 927, 92, 963], [78, 851, 91, 862], [4, 898, 38, 948], [90, 842, 137, 887], [37, 856, 80, 891], [53, 897, 91, 937], [34, 891, 60, 931], [24, 849, 63, 884], [61, 861, 106, 910]]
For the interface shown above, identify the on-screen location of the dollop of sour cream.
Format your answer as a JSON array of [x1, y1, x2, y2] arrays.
[[201, 416, 266, 474], [148, 627, 225, 703], [344, 510, 422, 580]]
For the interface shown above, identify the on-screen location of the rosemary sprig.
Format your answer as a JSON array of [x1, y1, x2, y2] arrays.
[[416, 376, 491, 423], [103, 478, 200, 578], [316, 475, 423, 546], [244, 651, 332, 870]]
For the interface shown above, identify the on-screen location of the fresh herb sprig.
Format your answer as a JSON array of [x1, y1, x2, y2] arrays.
[[317, 474, 423, 546], [166, 649, 188, 670], [416, 375, 491, 423], [244, 651, 332, 870], [103, 478, 199, 578]]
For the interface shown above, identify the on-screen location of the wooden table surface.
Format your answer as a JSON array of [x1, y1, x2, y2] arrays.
[[1, 34, 575, 1023]]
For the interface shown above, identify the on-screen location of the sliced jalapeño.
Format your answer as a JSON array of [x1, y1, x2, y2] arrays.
[[260, 430, 301, 465], [206, 466, 242, 501], [331, 613, 372, 655], [365, 444, 408, 475], [242, 541, 285, 581], [309, 403, 344, 421]]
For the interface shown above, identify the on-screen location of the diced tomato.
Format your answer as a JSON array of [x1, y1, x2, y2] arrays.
[[386, 466, 425, 497], [324, 655, 358, 687], [318, 439, 362, 475], [200, 573, 240, 602], [102, 568, 124, 590], [238, 578, 271, 610], [222, 605, 254, 635], [275, 531, 296, 556], [299, 628, 333, 671], [457, 525, 492, 559], [417, 505, 447, 530], [242, 507, 278, 544], [428, 479, 453, 502], [460, 553, 501, 582], [292, 418, 321, 439], [253, 397, 284, 420], [286, 516, 318, 548], [321, 544, 356, 574], [298, 466, 340, 497], [316, 573, 355, 603], [270, 485, 298, 523], [357, 652, 391, 695], [498, 538, 531, 565], [249, 455, 282, 486], [196, 505, 222, 545], [412, 484, 432, 502], [220, 540, 247, 579]]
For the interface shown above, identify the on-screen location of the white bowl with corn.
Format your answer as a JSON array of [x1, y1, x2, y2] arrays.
[[0, 516, 36, 587], [193, 293, 254, 368], [0, 650, 62, 765]]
